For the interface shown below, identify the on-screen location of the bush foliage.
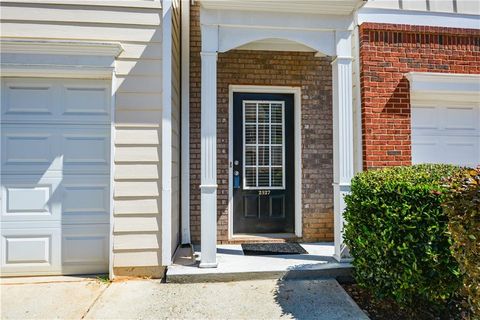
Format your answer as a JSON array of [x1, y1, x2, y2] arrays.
[[343, 164, 463, 310], [443, 167, 480, 316]]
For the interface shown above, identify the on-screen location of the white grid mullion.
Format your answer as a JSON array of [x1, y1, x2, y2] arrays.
[[282, 101, 285, 189], [268, 102, 272, 187], [242, 100, 286, 190], [255, 103, 259, 188]]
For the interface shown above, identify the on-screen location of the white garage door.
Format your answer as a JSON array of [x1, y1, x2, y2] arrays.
[[1, 78, 111, 276], [412, 104, 480, 167]]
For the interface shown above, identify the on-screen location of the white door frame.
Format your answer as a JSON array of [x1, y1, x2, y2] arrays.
[[228, 85, 302, 239]]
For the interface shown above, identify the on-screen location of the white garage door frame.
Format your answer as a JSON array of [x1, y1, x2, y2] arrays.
[[0, 39, 122, 277], [407, 72, 480, 167]]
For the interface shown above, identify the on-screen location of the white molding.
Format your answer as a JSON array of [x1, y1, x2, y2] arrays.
[[236, 39, 315, 52], [200, 9, 355, 33], [357, 7, 480, 30], [201, 0, 364, 15], [1, 39, 123, 57], [218, 26, 335, 55], [161, 0, 173, 266], [228, 85, 303, 239], [407, 72, 480, 103], [180, 0, 191, 245], [0, 64, 114, 79]]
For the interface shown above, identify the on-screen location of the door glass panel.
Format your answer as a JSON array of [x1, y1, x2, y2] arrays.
[[243, 101, 285, 189]]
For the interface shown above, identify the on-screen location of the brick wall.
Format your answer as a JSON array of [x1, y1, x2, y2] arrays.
[[360, 23, 480, 169], [189, 2, 334, 243]]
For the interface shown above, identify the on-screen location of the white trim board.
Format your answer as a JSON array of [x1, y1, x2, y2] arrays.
[[161, 0, 173, 266], [228, 85, 302, 239], [357, 7, 480, 30], [1, 39, 123, 56], [406, 72, 480, 103]]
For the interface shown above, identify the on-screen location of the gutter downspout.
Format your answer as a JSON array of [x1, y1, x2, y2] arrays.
[[180, 0, 191, 245]]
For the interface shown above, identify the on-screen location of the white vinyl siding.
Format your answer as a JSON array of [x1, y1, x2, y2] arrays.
[[364, 0, 479, 14]]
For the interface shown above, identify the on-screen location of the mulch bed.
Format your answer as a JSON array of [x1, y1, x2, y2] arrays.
[[340, 283, 469, 320]]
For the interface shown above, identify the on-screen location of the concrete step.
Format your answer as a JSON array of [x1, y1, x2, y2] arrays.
[[166, 262, 353, 283]]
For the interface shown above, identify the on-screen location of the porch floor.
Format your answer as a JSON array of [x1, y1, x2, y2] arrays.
[[166, 243, 352, 283]]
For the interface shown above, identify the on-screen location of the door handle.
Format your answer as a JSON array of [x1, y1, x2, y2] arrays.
[[233, 170, 240, 188]]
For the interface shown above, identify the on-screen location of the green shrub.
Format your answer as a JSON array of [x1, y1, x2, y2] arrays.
[[443, 167, 480, 317], [343, 164, 463, 311]]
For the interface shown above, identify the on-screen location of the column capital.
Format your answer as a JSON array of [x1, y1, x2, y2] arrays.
[[200, 51, 218, 58], [331, 56, 353, 64]]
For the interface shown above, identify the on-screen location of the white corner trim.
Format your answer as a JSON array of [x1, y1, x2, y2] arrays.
[[1, 39, 123, 57], [180, 0, 191, 245], [357, 7, 480, 30], [108, 74, 117, 280], [0, 64, 115, 79], [228, 85, 302, 239], [161, 0, 173, 266], [407, 72, 480, 103]]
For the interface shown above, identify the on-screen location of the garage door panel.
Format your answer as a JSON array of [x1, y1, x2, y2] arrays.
[[2, 80, 55, 117], [3, 131, 53, 166], [62, 225, 109, 264], [1, 176, 62, 222], [445, 106, 478, 130], [1, 226, 61, 275], [63, 84, 110, 116], [444, 136, 479, 167], [1, 78, 110, 124], [62, 175, 110, 225], [2, 124, 110, 175], [411, 135, 438, 165], [411, 106, 438, 129], [62, 130, 110, 169]]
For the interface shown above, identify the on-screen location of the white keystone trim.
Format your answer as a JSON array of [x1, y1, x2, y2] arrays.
[[228, 85, 303, 239]]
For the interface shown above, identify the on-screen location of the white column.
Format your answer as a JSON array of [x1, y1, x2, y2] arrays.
[[199, 51, 218, 268], [332, 31, 354, 262]]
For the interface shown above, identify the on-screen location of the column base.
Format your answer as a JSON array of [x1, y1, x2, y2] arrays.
[[199, 262, 219, 268], [333, 255, 353, 263]]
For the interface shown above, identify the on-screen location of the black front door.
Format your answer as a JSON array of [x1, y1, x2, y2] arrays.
[[233, 93, 295, 234]]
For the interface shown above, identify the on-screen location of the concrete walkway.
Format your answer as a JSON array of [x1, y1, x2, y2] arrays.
[[1, 277, 368, 320]]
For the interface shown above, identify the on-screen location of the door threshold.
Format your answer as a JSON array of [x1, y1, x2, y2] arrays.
[[231, 233, 297, 243]]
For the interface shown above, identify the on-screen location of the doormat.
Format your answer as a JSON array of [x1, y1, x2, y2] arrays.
[[241, 243, 308, 256]]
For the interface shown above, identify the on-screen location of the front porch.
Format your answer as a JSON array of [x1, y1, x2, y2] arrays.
[[182, 0, 364, 268], [167, 243, 352, 283]]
